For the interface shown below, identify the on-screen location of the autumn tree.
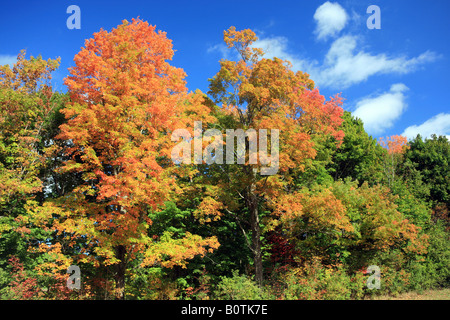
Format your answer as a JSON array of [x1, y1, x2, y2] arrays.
[[0, 50, 60, 215], [205, 27, 344, 284], [54, 18, 218, 299], [0, 51, 64, 292], [378, 135, 409, 188], [274, 179, 429, 270], [1, 256, 41, 299]]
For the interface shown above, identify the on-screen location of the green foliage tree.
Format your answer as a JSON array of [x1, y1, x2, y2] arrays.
[[404, 134, 450, 207], [326, 111, 385, 184], [0, 51, 68, 298]]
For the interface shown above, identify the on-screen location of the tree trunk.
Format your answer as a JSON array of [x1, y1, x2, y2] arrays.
[[248, 186, 263, 286], [114, 245, 126, 300]]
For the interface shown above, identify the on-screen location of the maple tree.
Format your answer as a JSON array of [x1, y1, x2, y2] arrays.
[[273, 179, 430, 295], [205, 27, 344, 284], [52, 18, 218, 299]]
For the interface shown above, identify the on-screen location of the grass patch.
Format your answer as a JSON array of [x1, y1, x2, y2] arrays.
[[369, 288, 450, 300]]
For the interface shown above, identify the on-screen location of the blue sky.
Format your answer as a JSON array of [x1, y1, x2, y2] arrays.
[[1, 0, 449, 140]]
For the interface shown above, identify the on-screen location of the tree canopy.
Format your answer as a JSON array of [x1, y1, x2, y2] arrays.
[[0, 19, 448, 300]]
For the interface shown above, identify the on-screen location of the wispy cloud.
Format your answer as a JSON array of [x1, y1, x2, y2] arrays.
[[251, 34, 438, 90], [252, 36, 315, 72], [206, 43, 236, 61], [402, 113, 450, 140], [0, 54, 17, 67], [314, 35, 439, 89], [313, 1, 348, 40], [353, 83, 409, 135]]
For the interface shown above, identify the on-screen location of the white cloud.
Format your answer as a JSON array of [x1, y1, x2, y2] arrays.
[[315, 36, 438, 88], [252, 34, 437, 89], [252, 37, 317, 72], [0, 54, 17, 67], [206, 43, 236, 61], [402, 113, 450, 140], [313, 1, 348, 40], [353, 83, 409, 135]]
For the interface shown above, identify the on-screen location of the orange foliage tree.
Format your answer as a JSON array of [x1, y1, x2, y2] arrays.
[[52, 18, 218, 299], [277, 180, 429, 274], [206, 27, 344, 284]]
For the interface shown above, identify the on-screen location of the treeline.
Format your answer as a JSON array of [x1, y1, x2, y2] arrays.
[[0, 19, 448, 300]]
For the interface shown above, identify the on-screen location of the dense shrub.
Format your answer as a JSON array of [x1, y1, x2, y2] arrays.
[[408, 221, 450, 291], [268, 260, 366, 300], [213, 271, 269, 300]]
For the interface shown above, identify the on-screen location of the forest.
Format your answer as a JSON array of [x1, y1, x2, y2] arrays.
[[0, 18, 448, 300]]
